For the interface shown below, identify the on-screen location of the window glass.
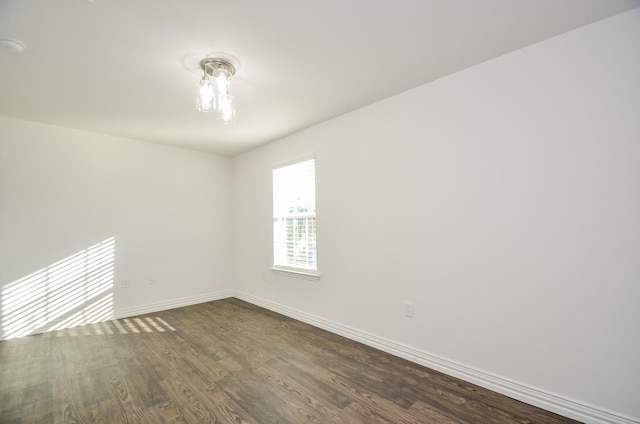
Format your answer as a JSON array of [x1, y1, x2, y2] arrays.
[[273, 158, 317, 271]]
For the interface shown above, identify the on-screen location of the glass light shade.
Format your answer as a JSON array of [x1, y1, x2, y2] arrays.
[[217, 94, 235, 124], [196, 77, 214, 112], [212, 68, 231, 96]]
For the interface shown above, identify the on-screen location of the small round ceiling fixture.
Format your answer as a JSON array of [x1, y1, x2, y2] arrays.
[[1, 37, 27, 54], [196, 56, 238, 124]]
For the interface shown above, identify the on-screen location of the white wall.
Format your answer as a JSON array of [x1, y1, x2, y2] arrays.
[[0, 117, 233, 338], [233, 9, 640, 423]]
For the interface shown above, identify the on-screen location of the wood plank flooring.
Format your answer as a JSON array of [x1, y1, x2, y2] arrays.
[[0, 298, 580, 423]]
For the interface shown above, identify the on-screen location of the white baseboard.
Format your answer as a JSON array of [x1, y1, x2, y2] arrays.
[[233, 291, 639, 424], [114, 290, 235, 319]]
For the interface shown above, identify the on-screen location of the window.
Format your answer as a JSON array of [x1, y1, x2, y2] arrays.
[[272, 158, 318, 277]]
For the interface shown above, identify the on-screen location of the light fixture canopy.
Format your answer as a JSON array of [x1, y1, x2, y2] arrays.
[[196, 57, 236, 124]]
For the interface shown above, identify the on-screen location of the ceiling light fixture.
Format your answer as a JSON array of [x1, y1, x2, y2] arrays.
[[196, 57, 236, 124], [1, 37, 27, 54]]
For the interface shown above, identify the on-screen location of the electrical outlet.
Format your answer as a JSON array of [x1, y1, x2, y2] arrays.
[[122, 278, 130, 288], [404, 301, 414, 318]]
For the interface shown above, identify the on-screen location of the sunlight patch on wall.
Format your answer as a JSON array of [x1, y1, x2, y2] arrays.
[[1, 237, 116, 340]]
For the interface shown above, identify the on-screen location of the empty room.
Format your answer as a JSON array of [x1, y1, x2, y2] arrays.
[[1, 1, 639, 423]]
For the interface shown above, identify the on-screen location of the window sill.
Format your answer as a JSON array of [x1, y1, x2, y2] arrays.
[[270, 267, 321, 282]]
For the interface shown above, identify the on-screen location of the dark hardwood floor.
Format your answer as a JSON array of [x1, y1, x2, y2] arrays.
[[0, 298, 580, 423]]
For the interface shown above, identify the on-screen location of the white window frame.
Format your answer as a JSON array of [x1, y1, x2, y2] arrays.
[[271, 156, 320, 281]]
